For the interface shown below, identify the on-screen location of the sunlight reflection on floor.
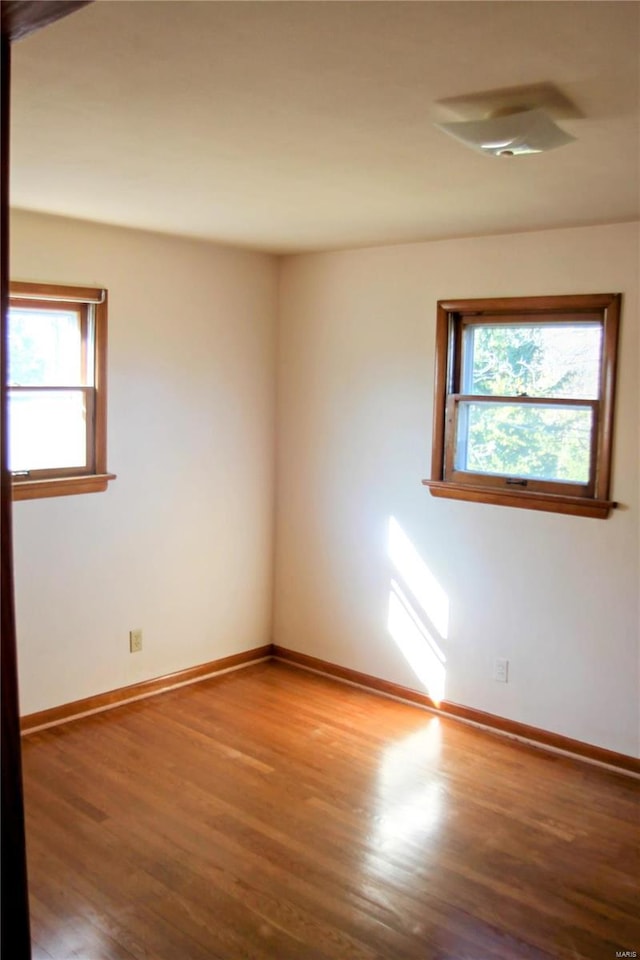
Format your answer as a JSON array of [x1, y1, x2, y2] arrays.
[[367, 718, 444, 877]]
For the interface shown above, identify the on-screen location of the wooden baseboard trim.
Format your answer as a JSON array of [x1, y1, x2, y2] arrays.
[[272, 646, 640, 777], [20, 645, 273, 734], [22, 642, 640, 775]]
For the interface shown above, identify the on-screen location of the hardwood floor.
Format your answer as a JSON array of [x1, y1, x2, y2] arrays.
[[22, 661, 639, 960]]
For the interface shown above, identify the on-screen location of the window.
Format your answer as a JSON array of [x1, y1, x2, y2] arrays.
[[424, 294, 621, 519], [7, 281, 115, 501]]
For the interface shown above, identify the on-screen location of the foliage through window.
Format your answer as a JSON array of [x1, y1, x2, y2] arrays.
[[8, 281, 114, 500], [424, 294, 621, 519]]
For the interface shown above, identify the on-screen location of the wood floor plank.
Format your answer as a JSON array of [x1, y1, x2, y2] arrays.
[[22, 661, 640, 960]]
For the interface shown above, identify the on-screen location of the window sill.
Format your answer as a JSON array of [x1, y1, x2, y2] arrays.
[[422, 480, 615, 519], [12, 473, 116, 502]]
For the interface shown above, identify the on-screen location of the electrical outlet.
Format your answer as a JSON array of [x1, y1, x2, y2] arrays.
[[129, 629, 143, 653], [494, 657, 509, 683]]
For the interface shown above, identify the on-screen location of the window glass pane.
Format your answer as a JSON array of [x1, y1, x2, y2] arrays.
[[462, 323, 602, 399], [8, 307, 87, 386], [455, 401, 593, 484], [8, 390, 88, 471]]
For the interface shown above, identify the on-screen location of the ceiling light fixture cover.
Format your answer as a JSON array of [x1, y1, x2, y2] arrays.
[[435, 107, 576, 157]]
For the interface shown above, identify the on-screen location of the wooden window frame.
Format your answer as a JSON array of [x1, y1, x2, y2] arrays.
[[423, 293, 621, 519], [8, 281, 115, 501]]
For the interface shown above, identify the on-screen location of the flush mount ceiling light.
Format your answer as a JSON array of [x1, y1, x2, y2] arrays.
[[434, 107, 576, 157]]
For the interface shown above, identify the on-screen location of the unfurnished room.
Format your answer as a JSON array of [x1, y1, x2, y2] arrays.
[[0, 2, 638, 958]]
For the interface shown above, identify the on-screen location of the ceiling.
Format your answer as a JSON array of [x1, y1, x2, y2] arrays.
[[9, 0, 640, 255]]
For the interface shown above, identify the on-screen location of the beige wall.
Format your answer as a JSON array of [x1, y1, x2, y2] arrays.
[[275, 222, 639, 757], [11, 211, 639, 758], [11, 210, 278, 714]]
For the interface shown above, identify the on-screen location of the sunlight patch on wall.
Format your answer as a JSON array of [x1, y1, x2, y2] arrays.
[[386, 517, 449, 705], [388, 517, 449, 639], [388, 580, 446, 705]]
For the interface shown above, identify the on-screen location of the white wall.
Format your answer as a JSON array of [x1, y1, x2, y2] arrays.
[[11, 210, 278, 715], [275, 222, 639, 757], [12, 212, 639, 758]]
